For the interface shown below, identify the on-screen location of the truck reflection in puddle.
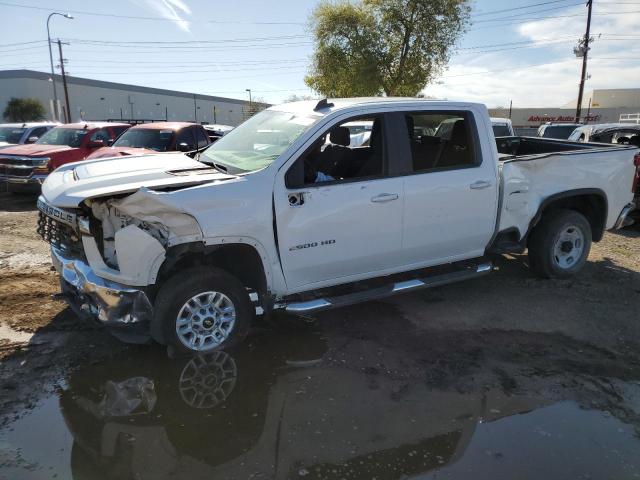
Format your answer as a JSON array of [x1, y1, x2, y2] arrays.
[[60, 329, 545, 480]]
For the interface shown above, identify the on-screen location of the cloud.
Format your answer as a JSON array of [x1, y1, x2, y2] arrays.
[[428, 5, 640, 107], [133, 0, 192, 32]]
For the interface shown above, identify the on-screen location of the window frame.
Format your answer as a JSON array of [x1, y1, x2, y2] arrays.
[[397, 109, 483, 177], [285, 113, 394, 190]]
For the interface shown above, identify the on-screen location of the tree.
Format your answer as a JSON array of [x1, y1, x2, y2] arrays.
[[305, 0, 470, 97], [3, 97, 47, 122]]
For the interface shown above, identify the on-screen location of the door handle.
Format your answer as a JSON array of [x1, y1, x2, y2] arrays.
[[371, 193, 399, 203], [470, 180, 492, 190]]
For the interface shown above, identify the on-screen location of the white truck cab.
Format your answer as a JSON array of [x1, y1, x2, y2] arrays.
[[36, 98, 639, 353], [0, 122, 57, 148]]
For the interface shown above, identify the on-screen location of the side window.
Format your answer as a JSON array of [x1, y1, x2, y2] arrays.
[[90, 128, 111, 143], [286, 115, 384, 187], [176, 127, 196, 150], [195, 127, 209, 149], [29, 127, 49, 140], [111, 126, 129, 140], [406, 112, 476, 173]]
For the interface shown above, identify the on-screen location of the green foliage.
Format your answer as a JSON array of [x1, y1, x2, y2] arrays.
[[305, 0, 470, 97], [3, 97, 47, 122]]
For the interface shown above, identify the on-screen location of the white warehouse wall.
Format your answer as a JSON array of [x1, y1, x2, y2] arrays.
[[0, 70, 261, 126]]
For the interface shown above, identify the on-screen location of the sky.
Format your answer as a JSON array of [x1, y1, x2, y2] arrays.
[[0, 0, 639, 107]]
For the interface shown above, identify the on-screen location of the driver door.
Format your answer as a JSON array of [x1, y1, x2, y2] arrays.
[[273, 114, 405, 293]]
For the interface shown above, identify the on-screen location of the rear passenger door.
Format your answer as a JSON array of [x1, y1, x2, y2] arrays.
[[399, 110, 498, 267]]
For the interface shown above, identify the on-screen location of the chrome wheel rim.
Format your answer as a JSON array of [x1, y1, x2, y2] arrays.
[[553, 224, 585, 269], [179, 351, 237, 409], [176, 291, 236, 351]]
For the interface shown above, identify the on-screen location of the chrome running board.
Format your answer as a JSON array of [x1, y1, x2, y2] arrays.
[[283, 262, 493, 314]]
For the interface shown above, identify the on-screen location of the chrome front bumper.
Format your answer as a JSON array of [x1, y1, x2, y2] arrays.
[[51, 247, 153, 338], [0, 172, 48, 184]]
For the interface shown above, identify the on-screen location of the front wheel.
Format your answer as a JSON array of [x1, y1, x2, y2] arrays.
[[154, 267, 253, 353], [527, 209, 592, 278]]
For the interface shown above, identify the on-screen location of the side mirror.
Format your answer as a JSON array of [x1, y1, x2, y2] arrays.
[[178, 142, 192, 152], [26, 136, 39, 144], [88, 139, 105, 148]]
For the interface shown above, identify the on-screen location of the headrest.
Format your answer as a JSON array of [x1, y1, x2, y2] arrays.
[[329, 126, 351, 147], [450, 119, 467, 145]]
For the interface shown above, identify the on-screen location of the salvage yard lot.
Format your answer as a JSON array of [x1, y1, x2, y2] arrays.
[[1, 190, 640, 478]]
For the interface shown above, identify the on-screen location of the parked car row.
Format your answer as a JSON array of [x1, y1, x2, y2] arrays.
[[0, 120, 233, 191]]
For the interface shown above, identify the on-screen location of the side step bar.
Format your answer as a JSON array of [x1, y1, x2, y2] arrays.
[[281, 262, 493, 314]]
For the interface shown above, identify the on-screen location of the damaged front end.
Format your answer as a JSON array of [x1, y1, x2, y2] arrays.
[[38, 188, 203, 342], [52, 246, 153, 342]]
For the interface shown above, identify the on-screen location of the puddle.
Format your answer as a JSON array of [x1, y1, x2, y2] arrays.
[[1, 328, 640, 480]]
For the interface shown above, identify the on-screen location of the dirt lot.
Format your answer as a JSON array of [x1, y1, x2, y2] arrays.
[[1, 191, 640, 479]]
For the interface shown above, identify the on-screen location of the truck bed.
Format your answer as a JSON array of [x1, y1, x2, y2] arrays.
[[495, 136, 628, 160]]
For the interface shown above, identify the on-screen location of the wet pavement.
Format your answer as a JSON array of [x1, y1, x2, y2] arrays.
[[2, 310, 640, 480]]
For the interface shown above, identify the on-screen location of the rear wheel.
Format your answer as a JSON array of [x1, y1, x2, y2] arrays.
[[528, 209, 592, 278], [154, 267, 253, 353]]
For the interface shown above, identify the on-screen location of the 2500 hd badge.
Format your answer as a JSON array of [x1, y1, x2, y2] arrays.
[[289, 239, 336, 251]]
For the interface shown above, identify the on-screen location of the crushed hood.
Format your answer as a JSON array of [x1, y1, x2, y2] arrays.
[[41, 152, 236, 208], [0, 144, 75, 157]]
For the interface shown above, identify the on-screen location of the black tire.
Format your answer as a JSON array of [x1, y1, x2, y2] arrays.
[[153, 267, 253, 353], [527, 209, 592, 279]]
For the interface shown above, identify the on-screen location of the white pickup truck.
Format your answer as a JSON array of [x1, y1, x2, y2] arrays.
[[36, 98, 639, 353]]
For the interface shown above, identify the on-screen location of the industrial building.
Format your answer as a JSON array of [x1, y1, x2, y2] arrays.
[[0, 69, 262, 126], [489, 88, 640, 134]]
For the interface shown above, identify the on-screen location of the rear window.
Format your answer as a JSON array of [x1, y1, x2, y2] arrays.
[[539, 125, 579, 139], [492, 125, 512, 137], [36, 128, 87, 147], [113, 128, 175, 151]]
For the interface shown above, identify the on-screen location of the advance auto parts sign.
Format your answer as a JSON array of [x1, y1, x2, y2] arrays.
[[527, 114, 601, 123]]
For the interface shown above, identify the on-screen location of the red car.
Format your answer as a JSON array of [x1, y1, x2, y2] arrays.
[[86, 122, 211, 160], [0, 122, 130, 191]]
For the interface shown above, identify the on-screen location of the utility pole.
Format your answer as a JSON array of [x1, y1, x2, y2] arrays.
[[46, 12, 73, 121], [57, 39, 72, 122], [508, 100, 513, 119], [193, 94, 198, 123], [575, 0, 593, 123]]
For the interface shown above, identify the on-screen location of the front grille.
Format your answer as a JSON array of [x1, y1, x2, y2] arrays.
[[0, 166, 33, 177], [37, 211, 82, 255]]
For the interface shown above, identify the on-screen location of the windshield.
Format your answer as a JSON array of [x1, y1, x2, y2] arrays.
[[0, 127, 26, 144], [113, 128, 175, 151], [492, 125, 512, 137], [36, 128, 87, 147], [200, 110, 321, 174]]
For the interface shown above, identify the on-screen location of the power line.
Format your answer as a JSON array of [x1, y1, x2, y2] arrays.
[[63, 35, 309, 45], [473, 2, 584, 22], [0, 1, 306, 25], [473, 0, 578, 17]]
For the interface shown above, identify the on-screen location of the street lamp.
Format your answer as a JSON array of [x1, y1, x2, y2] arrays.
[[246, 88, 252, 117], [47, 12, 73, 122]]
